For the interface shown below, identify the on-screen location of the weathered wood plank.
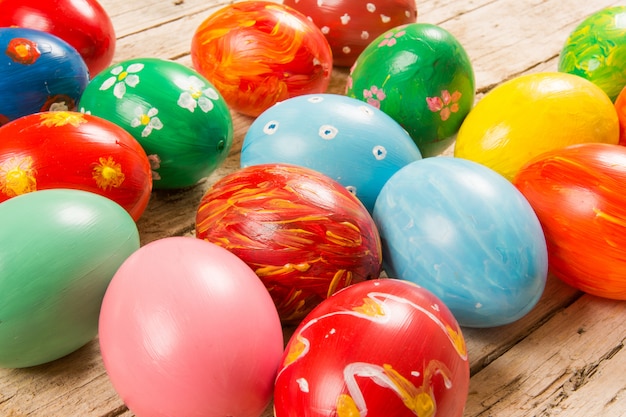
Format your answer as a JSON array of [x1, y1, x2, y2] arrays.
[[104, 0, 234, 37], [463, 275, 582, 376], [464, 295, 626, 416], [544, 343, 626, 417]]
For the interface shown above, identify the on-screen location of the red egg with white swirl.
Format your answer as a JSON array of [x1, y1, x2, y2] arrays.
[[274, 278, 469, 417], [195, 163, 382, 324], [0, 111, 152, 220], [283, 0, 418, 67]]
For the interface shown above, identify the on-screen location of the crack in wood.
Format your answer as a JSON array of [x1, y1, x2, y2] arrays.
[[536, 341, 625, 416], [606, 386, 626, 406], [0, 393, 16, 406], [99, 404, 129, 417]]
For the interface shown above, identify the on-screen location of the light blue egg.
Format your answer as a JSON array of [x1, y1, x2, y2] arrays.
[[240, 93, 422, 212], [373, 157, 548, 328]]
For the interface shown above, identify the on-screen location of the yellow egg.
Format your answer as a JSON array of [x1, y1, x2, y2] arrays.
[[454, 72, 619, 180]]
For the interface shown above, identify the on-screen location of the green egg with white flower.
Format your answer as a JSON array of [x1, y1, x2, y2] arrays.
[[79, 58, 233, 189]]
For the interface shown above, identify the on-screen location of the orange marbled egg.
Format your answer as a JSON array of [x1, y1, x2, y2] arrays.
[[190, 1, 333, 117], [513, 143, 626, 299]]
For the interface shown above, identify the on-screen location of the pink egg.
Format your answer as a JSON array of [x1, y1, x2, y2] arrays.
[[98, 236, 284, 417]]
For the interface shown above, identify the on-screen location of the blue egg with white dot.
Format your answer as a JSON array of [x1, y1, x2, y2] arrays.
[[241, 93, 422, 212], [373, 157, 548, 328]]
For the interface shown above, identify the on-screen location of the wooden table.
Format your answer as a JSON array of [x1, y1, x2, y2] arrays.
[[2, 0, 626, 416]]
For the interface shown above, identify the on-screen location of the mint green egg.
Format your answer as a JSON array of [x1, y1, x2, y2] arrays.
[[559, 6, 626, 101], [79, 58, 234, 189], [346, 23, 475, 157], [0, 189, 140, 368]]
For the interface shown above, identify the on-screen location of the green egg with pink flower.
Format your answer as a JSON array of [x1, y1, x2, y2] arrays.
[[346, 23, 475, 157], [79, 57, 233, 189]]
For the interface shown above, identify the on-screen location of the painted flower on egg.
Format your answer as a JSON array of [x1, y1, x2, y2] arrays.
[[99, 63, 144, 99], [92, 156, 125, 190], [130, 106, 163, 137], [175, 76, 220, 113], [5, 37, 40, 64], [0, 156, 37, 197], [426, 90, 462, 121], [378, 27, 406, 47], [39, 111, 87, 127]]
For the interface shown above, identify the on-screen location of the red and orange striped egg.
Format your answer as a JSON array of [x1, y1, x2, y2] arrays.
[[195, 163, 382, 324]]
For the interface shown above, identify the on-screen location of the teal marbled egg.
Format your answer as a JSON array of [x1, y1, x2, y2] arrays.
[[79, 58, 233, 189], [346, 23, 475, 156], [559, 6, 626, 101], [0, 189, 140, 368]]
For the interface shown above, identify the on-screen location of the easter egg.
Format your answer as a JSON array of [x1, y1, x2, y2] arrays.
[[0, 111, 152, 220], [0, 0, 116, 77], [190, 1, 333, 117], [513, 143, 626, 299], [614, 85, 626, 146], [195, 163, 382, 324], [558, 6, 626, 101], [373, 157, 548, 328], [283, 0, 417, 67], [241, 94, 422, 212], [0, 189, 139, 368], [79, 58, 233, 189], [0, 27, 89, 125], [454, 72, 619, 181], [346, 23, 475, 156], [274, 279, 469, 417], [99, 236, 284, 417]]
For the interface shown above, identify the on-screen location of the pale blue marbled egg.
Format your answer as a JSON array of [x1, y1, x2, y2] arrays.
[[373, 157, 548, 328]]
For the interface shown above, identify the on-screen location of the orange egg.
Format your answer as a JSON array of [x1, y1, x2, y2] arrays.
[[514, 143, 626, 299]]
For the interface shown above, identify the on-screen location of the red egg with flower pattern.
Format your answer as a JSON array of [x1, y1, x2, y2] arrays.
[[274, 278, 470, 417], [195, 163, 382, 324], [0, 111, 152, 220], [283, 0, 417, 67], [513, 143, 626, 299]]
